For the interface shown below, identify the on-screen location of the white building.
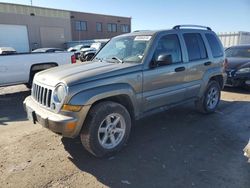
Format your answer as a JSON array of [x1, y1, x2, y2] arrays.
[[217, 31, 250, 48]]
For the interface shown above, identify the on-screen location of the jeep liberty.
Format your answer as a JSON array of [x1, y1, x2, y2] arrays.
[[24, 25, 227, 157]]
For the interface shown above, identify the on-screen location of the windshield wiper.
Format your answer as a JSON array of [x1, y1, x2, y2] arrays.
[[111, 56, 123, 64]]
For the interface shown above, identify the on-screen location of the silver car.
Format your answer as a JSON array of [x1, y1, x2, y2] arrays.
[[24, 25, 227, 157]]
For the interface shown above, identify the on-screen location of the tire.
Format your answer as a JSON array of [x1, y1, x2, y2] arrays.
[[80, 101, 131, 157], [195, 80, 221, 114], [25, 71, 36, 89], [243, 84, 250, 91]]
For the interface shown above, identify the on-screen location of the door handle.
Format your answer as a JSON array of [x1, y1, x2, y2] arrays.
[[175, 67, 185, 72], [204, 61, 212, 66]]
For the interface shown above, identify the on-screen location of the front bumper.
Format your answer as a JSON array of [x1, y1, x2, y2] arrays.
[[226, 71, 250, 87], [23, 96, 90, 138]]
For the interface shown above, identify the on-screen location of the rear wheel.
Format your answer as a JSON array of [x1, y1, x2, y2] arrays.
[[195, 80, 221, 114], [80, 101, 131, 157]]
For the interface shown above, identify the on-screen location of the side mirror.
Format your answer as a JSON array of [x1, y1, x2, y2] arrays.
[[151, 53, 172, 68], [156, 53, 172, 66]]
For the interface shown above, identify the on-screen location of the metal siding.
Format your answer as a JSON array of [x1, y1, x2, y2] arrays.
[[217, 31, 250, 48], [40, 27, 66, 48], [0, 3, 70, 18], [240, 32, 250, 44]]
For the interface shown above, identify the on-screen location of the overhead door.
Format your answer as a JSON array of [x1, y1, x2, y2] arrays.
[[0, 24, 29, 53], [40, 27, 65, 48]]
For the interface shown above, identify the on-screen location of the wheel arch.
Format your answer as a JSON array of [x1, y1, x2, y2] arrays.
[[28, 62, 58, 84], [91, 95, 136, 121], [209, 75, 224, 89], [68, 84, 139, 120]]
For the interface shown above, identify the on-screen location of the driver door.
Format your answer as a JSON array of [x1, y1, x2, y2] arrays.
[[142, 34, 187, 112]]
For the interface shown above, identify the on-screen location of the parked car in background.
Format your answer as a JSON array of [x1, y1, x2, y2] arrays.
[[79, 41, 109, 62], [0, 47, 17, 55], [67, 44, 91, 59], [225, 44, 250, 89], [0, 51, 76, 88], [32, 48, 65, 53], [24, 25, 227, 157]]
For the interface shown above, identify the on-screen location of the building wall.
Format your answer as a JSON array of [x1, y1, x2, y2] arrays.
[[0, 3, 72, 51], [0, 3, 131, 51], [217, 31, 250, 48], [70, 11, 131, 41]]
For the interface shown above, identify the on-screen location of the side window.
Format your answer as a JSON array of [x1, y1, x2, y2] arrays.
[[205, 33, 223, 57], [154, 34, 182, 64], [183, 33, 207, 61]]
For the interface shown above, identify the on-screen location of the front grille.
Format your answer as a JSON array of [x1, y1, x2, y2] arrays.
[[32, 83, 52, 108]]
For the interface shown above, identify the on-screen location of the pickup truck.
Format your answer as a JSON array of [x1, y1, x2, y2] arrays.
[[24, 25, 227, 157], [0, 51, 76, 88]]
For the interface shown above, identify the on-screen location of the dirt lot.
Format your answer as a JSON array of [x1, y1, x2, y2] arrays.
[[0, 85, 250, 188]]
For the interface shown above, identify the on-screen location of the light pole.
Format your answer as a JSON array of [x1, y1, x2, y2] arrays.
[[30, 0, 33, 6]]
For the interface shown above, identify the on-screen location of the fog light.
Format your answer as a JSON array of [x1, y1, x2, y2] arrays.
[[66, 122, 77, 132]]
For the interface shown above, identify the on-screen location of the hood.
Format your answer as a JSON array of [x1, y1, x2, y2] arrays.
[[227, 57, 250, 70], [35, 61, 141, 87]]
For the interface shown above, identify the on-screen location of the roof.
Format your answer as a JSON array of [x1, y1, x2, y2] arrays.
[[118, 27, 214, 38], [0, 2, 131, 19]]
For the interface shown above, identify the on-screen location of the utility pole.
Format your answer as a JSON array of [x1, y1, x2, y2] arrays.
[[30, 0, 33, 6]]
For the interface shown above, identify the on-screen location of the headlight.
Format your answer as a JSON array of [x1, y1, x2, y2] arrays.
[[53, 84, 67, 103], [237, 67, 250, 74]]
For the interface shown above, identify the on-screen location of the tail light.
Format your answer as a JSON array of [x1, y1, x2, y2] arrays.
[[71, 54, 76, 64], [223, 58, 228, 71]]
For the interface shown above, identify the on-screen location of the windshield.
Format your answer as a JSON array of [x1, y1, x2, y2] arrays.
[[94, 35, 152, 63], [72, 45, 82, 50], [225, 47, 250, 58]]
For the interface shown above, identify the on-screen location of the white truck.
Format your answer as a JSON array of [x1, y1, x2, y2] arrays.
[[0, 51, 76, 88]]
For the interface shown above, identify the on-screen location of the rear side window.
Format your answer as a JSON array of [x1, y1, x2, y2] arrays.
[[205, 33, 223, 58], [183, 33, 207, 61]]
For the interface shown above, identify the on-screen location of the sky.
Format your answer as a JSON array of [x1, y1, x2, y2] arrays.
[[0, 0, 250, 32]]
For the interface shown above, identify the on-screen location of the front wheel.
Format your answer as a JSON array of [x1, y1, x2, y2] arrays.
[[195, 80, 221, 114], [80, 101, 131, 157]]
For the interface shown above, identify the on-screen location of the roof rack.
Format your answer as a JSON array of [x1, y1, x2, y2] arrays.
[[173, 25, 212, 31]]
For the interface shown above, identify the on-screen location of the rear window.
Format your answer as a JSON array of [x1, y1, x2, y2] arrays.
[[225, 47, 250, 58], [183, 33, 207, 61], [205, 33, 223, 58]]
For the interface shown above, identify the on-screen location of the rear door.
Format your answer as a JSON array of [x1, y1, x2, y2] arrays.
[[142, 33, 187, 111], [181, 32, 210, 99]]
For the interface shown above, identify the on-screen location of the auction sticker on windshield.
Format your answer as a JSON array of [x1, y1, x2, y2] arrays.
[[134, 36, 152, 41]]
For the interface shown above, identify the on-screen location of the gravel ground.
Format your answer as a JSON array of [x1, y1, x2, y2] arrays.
[[0, 85, 250, 188]]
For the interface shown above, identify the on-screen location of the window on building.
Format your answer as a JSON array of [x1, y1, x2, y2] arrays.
[[108, 23, 117, 32], [121, 25, 130, 33], [75, 21, 87, 31], [183, 33, 207, 61], [96, 22, 102, 32], [205, 33, 223, 57]]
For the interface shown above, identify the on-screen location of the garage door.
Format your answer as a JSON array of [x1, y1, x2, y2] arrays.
[[0, 24, 29, 53], [40, 27, 65, 48]]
